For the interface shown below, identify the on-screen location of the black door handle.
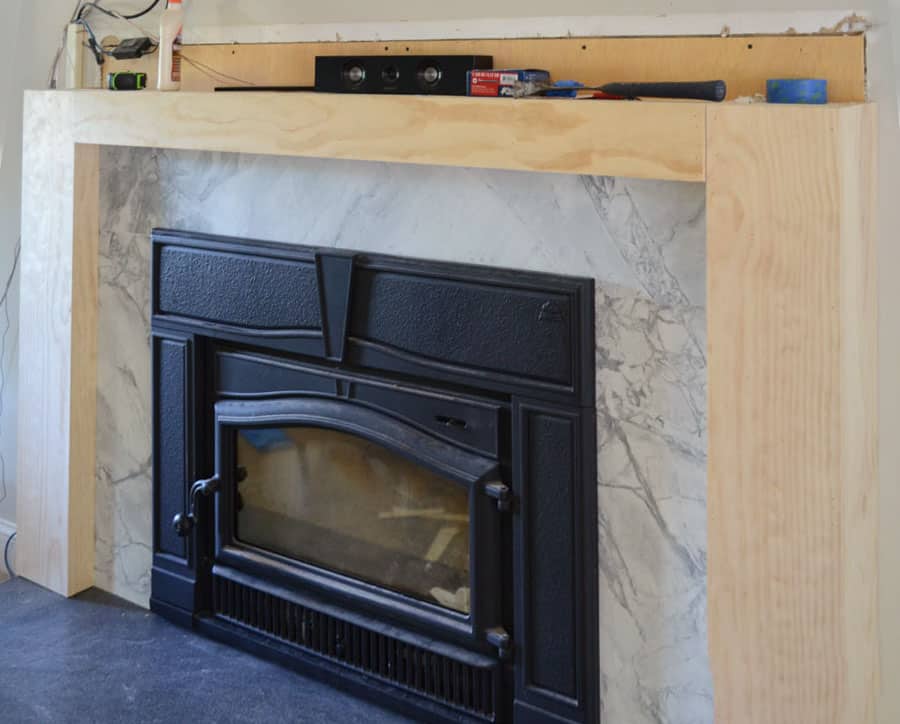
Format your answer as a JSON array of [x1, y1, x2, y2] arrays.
[[173, 475, 220, 537]]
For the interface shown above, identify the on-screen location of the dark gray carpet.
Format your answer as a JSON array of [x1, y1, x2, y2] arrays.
[[0, 577, 415, 723]]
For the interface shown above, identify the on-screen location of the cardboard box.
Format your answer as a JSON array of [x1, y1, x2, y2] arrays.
[[467, 69, 551, 97]]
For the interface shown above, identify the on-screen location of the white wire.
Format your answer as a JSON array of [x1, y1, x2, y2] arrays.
[[49, 2, 92, 88], [180, 54, 256, 87]]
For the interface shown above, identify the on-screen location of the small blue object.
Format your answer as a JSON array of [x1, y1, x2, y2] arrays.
[[766, 78, 828, 104], [544, 80, 584, 98]]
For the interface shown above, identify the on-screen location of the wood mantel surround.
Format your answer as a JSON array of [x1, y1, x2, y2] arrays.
[[18, 33, 876, 724]]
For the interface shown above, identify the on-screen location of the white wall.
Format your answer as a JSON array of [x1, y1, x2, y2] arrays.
[[867, 5, 900, 724], [0, 0, 86, 526], [0, 0, 26, 526], [186, 0, 855, 23]]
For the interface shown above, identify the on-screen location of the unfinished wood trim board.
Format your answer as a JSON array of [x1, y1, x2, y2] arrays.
[[707, 103, 878, 724], [103, 34, 866, 101], [59, 91, 707, 181], [17, 90, 878, 724], [17, 97, 100, 595]]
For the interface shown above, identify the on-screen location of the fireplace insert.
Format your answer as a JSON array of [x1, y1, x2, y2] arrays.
[[150, 229, 598, 723]]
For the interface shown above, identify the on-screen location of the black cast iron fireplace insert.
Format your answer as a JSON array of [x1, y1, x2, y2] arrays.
[[150, 229, 599, 723]]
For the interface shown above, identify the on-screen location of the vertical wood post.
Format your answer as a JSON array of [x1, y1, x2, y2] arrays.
[[706, 103, 878, 724], [17, 93, 98, 596]]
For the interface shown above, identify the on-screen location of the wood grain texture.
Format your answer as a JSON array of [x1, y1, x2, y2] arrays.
[[16, 95, 99, 595], [64, 90, 706, 181], [17, 92, 71, 593], [706, 103, 878, 724], [69, 143, 100, 594], [104, 34, 866, 102]]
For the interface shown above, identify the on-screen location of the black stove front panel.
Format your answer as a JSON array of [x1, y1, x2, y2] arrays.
[[150, 229, 598, 724]]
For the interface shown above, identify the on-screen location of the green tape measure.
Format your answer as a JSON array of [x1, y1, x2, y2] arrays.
[[107, 71, 147, 91]]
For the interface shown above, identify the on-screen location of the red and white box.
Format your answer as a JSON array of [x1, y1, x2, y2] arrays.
[[467, 69, 551, 97]]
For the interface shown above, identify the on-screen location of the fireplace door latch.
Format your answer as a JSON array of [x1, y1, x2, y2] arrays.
[[484, 482, 512, 512], [173, 475, 221, 537], [486, 627, 513, 661]]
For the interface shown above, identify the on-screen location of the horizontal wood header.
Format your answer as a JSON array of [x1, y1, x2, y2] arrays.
[[42, 90, 708, 181]]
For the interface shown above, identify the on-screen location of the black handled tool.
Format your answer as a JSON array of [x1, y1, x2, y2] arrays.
[[532, 79, 727, 101], [597, 80, 726, 102]]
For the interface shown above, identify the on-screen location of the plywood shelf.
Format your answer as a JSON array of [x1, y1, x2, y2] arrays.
[[59, 90, 707, 182]]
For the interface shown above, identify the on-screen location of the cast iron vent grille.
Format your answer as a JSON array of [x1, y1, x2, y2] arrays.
[[212, 575, 497, 720]]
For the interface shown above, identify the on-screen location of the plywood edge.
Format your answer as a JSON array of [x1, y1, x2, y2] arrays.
[[68, 143, 100, 596], [837, 101, 879, 723]]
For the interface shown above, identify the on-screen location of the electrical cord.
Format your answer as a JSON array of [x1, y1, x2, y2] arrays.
[[121, 0, 162, 20], [49, 0, 162, 86], [48, 0, 89, 88], [0, 244, 19, 580], [3, 532, 14, 578], [180, 55, 255, 87], [77, 0, 161, 34], [77, 1, 161, 49], [0, 238, 20, 510], [75, 18, 108, 65]]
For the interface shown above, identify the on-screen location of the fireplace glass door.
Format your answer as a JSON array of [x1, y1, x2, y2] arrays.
[[234, 426, 472, 615]]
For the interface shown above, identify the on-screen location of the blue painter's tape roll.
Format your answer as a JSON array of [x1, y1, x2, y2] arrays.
[[767, 78, 828, 104]]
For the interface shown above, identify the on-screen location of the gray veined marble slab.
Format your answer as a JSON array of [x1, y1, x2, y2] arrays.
[[97, 146, 712, 724], [95, 229, 153, 602]]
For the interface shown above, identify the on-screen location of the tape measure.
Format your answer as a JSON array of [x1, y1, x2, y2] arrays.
[[766, 79, 828, 104], [107, 71, 147, 91]]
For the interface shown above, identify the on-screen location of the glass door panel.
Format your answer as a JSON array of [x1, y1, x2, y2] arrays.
[[235, 427, 471, 614]]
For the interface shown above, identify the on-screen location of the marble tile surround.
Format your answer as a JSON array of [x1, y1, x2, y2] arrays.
[[97, 147, 711, 724]]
